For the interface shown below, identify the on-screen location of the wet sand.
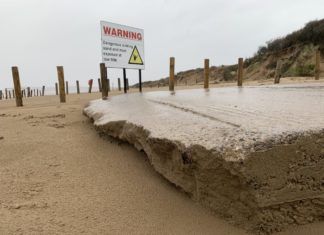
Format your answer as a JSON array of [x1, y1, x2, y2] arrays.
[[0, 82, 324, 234]]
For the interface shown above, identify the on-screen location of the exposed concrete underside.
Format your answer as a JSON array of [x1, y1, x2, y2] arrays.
[[84, 84, 324, 234]]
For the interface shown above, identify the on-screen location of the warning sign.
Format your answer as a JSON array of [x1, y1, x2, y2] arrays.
[[128, 46, 143, 65], [100, 21, 145, 70]]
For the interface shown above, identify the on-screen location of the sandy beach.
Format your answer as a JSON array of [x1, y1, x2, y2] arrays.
[[1, 83, 324, 235]]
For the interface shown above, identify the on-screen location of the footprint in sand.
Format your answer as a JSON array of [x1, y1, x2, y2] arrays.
[[0, 113, 21, 118], [9, 201, 49, 210], [22, 115, 34, 120], [47, 123, 65, 128], [22, 114, 66, 128]]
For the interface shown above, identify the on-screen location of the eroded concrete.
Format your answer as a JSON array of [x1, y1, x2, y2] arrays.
[[84, 84, 324, 234]]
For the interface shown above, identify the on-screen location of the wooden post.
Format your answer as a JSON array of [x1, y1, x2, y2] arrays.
[[139, 69, 142, 92], [0, 90, 2, 100], [57, 66, 66, 103], [204, 59, 209, 89], [31, 90, 33, 97], [315, 49, 320, 80], [100, 63, 108, 99], [27, 87, 30, 97], [42, 86, 45, 96], [5, 89, 8, 99], [118, 78, 121, 91], [169, 57, 175, 91], [123, 68, 127, 93], [126, 78, 129, 90], [37, 89, 39, 96], [76, 80, 80, 94], [274, 60, 282, 84], [65, 81, 69, 95], [9, 90, 11, 99], [98, 78, 102, 92], [107, 79, 111, 92], [88, 79, 93, 93], [55, 83, 58, 96], [11, 66, 23, 107], [237, 58, 243, 87]]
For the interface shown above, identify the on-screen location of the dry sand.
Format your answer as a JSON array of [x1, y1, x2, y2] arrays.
[[0, 81, 324, 234]]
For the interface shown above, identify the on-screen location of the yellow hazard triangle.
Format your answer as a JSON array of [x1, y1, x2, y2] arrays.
[[128, 46, 144, 65]]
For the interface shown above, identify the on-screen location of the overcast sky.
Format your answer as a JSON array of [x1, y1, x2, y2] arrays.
[[1, 0, 324, 90]]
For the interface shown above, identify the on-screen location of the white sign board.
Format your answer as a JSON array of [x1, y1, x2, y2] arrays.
[[100, 21, 145, 70]]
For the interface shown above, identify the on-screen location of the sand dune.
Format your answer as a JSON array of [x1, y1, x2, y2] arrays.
[[0, 86, 323, 234]]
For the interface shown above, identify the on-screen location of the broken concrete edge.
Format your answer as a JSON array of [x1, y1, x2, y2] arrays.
[[83, 106, 324, 235], [83, 105, 324, 160]]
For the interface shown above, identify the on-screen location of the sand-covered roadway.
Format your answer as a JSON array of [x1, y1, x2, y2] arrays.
[[0, 83, 324, 234]]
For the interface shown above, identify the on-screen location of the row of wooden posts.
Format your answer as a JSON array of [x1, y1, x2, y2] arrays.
[[52, 77, 129, 96], [0, 86, 45, 100], [56, 64, 133, 103], [168, 57, 243, 91], [168, 49, 322, 90], [1, 64, 132, 106], [4, 50, 322, 106], [0, 77, 130, 100]]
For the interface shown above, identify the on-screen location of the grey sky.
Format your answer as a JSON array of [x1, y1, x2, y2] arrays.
[[1, 0, 324, 90]]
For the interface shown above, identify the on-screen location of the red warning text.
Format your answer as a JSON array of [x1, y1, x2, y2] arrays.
[[103, 26, 142, 41]]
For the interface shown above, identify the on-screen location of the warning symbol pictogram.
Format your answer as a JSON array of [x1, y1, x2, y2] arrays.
[[128, 46, 144, 65]]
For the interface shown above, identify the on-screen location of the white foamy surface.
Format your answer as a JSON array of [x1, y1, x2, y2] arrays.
[[85, 83, 324, 153]]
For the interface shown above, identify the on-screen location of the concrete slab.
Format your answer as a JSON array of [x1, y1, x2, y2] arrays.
[[84, 84, 324, 234]]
